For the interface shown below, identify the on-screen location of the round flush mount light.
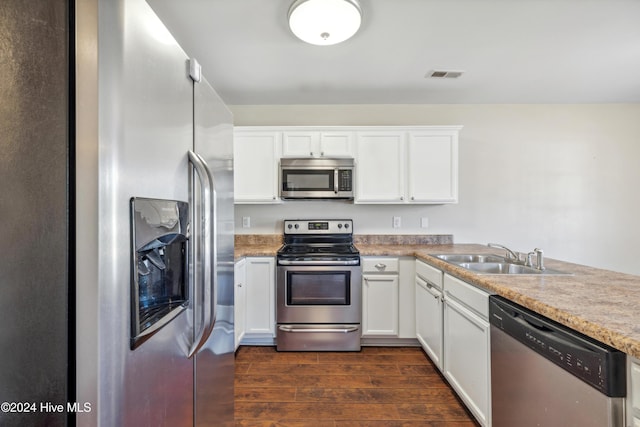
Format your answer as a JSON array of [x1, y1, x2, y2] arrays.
[[288, 0, 362, 46]]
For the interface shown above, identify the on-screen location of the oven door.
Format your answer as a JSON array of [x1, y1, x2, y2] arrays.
[[276, 265, 362, 324]]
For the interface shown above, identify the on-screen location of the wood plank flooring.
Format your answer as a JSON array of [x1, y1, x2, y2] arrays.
[[235, 346, 480, 426]]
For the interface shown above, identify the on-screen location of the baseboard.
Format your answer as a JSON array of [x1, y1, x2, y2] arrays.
[[360, 337, 420, 347]]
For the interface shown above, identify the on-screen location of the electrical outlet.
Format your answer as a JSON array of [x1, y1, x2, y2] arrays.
[[242, 216, 251, 228], [393, 216, 401, 228], [421, 217, 429, 228]]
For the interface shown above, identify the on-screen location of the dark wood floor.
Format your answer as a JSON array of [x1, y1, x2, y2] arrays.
[[235, 346, 480, 426]]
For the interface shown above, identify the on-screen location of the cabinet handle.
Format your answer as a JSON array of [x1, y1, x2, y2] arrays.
[[374, 263, 386, 269], [237, 283, 242, 287], [310, 151, 313, 156], [411, 196, 415, 201], [400, 196, 404, 201], [320, 151, 324, 156]]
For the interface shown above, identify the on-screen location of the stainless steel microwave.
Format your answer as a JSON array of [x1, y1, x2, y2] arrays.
[[280, 158, 354, 200]]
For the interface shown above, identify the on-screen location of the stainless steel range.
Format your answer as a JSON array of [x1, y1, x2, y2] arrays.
[[276, 219, 362, 351]]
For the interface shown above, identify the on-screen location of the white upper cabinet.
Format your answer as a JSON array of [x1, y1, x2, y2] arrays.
[[355, 131, 405, 203], [281, 130, 354, 158], [233, 125, 461, 204], [233, 130, 281, 203], [408, 131, 458, 203], [355, 126, 461, 204]]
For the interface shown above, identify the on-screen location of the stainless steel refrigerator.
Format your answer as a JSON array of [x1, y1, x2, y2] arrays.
[[74, 0, 235, 425]]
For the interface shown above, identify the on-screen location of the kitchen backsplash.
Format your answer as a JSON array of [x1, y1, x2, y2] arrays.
[[235, 234, 453, 247], [354, 234, 453, 245]]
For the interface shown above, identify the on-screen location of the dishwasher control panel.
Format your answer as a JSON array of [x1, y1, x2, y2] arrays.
[[489, 295, 626, 397]]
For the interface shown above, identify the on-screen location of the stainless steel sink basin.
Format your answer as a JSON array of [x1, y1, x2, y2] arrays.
[[432, 254, 572, 275], [460, 262, 572, 275], [458, 262, 544, 274], [434, 254, 506, 263]]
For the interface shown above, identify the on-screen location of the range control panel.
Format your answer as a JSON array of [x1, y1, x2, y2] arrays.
[[284, 219, 353, 235]]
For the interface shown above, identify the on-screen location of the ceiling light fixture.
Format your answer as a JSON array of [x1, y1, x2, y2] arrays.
[[288, 0, 362, 46]]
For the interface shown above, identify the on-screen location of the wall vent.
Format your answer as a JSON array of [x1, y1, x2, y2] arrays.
[[426, 70, 464, 79]]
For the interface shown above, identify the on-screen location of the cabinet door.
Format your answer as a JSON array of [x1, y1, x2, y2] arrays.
[[407, 131, 458, 203], [234, 259, 246, 349], [355, 132, 405, 203], [362, 274, 399, 336], [319, 131, 354, 157], [234, 132, 280, 203], [282, 131, 317, 157], [415, 276, 443, 370], [281, 131, 354, 157], [444, 297, 490, 427], [630, 356, 640, 426], [244, 257, 275, 336]]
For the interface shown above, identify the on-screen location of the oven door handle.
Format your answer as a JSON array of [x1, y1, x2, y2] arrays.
[[278, 325, 359, 333], [277, 259, 360, 266]]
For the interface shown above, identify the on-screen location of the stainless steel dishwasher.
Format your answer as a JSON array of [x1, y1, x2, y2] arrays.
[[489, 295, 626, 427]]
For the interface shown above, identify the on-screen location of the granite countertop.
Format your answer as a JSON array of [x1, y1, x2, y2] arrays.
[[408, 243, 640, 359], [235, 235, 640, 358], [234, 234, 282, 259]]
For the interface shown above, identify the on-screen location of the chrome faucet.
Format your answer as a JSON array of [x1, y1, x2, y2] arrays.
[[525, 248, 545, 270], [534, 248, 545, 270], [487, 243, 520, 262]]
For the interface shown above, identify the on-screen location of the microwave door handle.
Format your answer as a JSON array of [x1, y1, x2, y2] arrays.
[[334, 169, 339, 194], [187, 151, 217, 358]]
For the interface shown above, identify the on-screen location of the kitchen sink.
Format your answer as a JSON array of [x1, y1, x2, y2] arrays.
[[434, 254, 506, 263], [432, 254, 572, 275], [458, 262, 545, 274]]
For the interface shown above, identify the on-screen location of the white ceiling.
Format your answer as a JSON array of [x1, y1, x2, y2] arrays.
[[147, 0, 640, 105]]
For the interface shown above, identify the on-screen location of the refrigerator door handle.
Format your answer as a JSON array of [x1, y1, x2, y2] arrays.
[[187, 150, 217, 358]]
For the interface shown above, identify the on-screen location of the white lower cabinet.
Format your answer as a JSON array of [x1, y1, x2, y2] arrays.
[[415, 260, 444, 370], [234, 258, 246, 350], [362, 275, 399, 336], [443, 273, 491, 427], [362, 257, 399, 336], [243, 257, 275, 340], [628, 355, 640, 427]]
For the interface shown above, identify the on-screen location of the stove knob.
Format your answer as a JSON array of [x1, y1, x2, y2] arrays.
[[287, 224, 293, 229], [294, 224, 299, 229], [344, 223, 350, 229], [338, 224, 343, 229]]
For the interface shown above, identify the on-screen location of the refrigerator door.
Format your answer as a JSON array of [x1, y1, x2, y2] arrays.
[[76, 0, 194, 425], [192, 75, 235, 426]]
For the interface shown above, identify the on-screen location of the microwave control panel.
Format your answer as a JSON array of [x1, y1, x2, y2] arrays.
[[338, 169, 352, 191]]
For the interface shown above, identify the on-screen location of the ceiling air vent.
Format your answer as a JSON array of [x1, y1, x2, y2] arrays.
[[426, 70, 464, 79]]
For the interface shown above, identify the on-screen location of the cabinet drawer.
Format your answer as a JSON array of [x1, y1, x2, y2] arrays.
[[416, 260, 443, 289], [362, 257, 399, 273], [444, 274, 489, 319]]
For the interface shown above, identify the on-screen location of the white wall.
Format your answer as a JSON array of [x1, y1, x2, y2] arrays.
[[231, 104, 640, 275]]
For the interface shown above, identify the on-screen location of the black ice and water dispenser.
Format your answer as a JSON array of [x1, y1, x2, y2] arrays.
[[130, 197, 189, 349]]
